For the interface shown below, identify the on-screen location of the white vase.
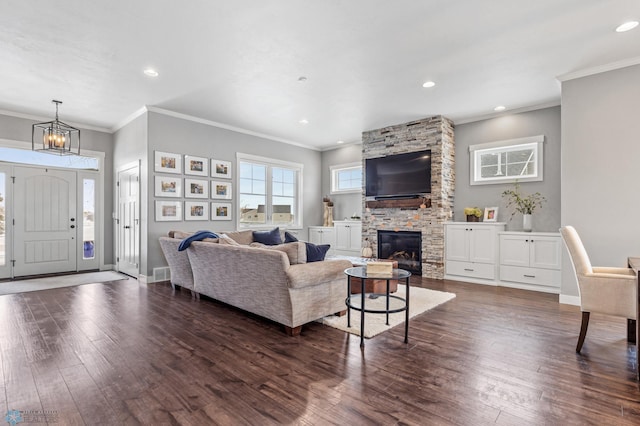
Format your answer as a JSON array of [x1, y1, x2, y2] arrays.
[[523, 214, 532, 232]]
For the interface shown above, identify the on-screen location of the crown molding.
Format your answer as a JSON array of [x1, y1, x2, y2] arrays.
[[557, 56, 640, 82], [0, 108, 111, 133], [453, 100, 560, 126], [111, 106, 149, 133]]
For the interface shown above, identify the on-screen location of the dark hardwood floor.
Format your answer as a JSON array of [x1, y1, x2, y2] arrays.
[[1, 276, 639, 425]]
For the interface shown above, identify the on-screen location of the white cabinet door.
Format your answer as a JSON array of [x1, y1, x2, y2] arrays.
[[499, 234, 530, 267], [309, 227, 336, 247], [334, 222, 350, 250], [308, 228, 322, 245], [445, 225, 468, 262], [530, 236, 562, 269], [348, 222, 361, 250], [469, 227, 497, 264]]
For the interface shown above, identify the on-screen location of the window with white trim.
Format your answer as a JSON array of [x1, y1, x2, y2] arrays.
[[238, 153, 303, 228], [330, 163, 362, 194], [470, 135, 544, 185]]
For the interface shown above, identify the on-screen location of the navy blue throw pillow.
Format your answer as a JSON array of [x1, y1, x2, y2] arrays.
[[284, 231, 298, 243], [178, 231, 219, 251], [253, 227, 282, 245], [306, 242, 330, 262]]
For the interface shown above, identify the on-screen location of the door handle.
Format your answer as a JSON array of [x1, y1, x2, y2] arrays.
[[124, 226, 131, 229]]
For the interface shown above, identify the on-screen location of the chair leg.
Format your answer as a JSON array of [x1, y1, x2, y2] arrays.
[[628, 319, 636, 344], [576, 311, 590, 353]]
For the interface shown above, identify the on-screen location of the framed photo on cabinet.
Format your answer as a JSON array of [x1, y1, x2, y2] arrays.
[[154, 151, 182, 174], [155, 201, 182, 222], [154, 176, 182, 197], [185, 201, 209, 221], [483, 206, 498, 222], [211, 202, 232, 220], [185, 178, 209, 199], [211, 181, 232, 199], [211, 159, 232, 179], [184, 155, 209, 176]]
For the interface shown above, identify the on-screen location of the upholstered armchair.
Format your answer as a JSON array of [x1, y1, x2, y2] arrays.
[[560, 226, 637, 353]]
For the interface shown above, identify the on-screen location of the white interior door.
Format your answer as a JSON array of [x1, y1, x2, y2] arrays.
[[117, 165, 139, 277], [0, 165, 11, 279], [13, 166, 77, 276]]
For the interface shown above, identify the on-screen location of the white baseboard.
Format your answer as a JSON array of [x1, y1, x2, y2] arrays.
[[100, 264, 115, 271], [559, 294, 581, 306]]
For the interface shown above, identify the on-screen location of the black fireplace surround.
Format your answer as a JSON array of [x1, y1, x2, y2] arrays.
[[377, 230, 422, 275]]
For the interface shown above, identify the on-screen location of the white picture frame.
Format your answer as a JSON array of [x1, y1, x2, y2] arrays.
[[185, 201, 209, 221], [211, 181, 232, 199], [483, 206, 499, 222], [154, 176, 182, 197], [154, 151, 182, 174], [184, 155, 209, 176], [185, 178, 209, 199], [211, 202, 232, 220], [211, 159, 232, 179], [155, 201, 182, 222]]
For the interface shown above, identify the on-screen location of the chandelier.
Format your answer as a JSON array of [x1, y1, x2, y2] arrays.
[[32, 100, 81, 155]]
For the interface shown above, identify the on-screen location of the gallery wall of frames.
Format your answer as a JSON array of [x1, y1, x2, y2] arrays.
[[154, 151, 233, 222]]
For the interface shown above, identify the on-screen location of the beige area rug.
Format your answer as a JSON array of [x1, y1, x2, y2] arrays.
[[320, 285, 456, 338], [0, 271, 130, 295]]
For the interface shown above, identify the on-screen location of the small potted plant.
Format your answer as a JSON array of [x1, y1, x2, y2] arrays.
[[464, 207, 483, 222], [501, 182, 546, 231]]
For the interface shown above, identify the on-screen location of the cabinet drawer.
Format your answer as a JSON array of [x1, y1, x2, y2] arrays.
[[500, 265, 560, 288], [446, 261, 495, 280]]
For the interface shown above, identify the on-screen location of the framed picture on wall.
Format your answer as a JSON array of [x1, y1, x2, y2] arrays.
[[483, 206, 498, 222], [184, 155, 209, 176], [155, 201, 182, 222], [211, 181, 232, 199], [154, 151, 182, 174], [185, 178, 209, 198], [211, 202, 232, 220], [185, 201, 209, 221], [211, 159, 232, 179], [154, 176, 182, 197]]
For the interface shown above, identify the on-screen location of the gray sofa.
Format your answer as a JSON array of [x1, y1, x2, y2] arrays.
[[159, 230, 352, 335]]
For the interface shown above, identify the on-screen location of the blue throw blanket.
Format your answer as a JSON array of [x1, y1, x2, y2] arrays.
[[178, 231, 219, 251]]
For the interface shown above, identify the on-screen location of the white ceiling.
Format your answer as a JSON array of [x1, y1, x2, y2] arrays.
[[1, 0, 639, 150]]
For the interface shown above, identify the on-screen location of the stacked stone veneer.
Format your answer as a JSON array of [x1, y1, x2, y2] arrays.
[[362, 116, 455, 279]]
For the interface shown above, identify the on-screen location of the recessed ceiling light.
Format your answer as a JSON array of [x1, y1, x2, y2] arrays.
[[494, 105, 506, 111], [298, 76, 307, 82], [422, 81, 436, 88], [144, 68, 159, 77], [299, 119, 309, 125], [616, 21, 639, 32], [337, 140, 344, 144]]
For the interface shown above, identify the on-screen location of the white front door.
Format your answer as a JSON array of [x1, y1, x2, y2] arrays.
[[117, 164, 139, 277], [0, 165, 11, 279], [13, 166, 77, 276]]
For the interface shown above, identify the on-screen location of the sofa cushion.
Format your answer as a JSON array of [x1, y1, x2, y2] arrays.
[[224, 230, 254, 245], [284, 231, 298, 243], [250, 242, 307, 264], [253, 227, 282, 245], [218, 234, 241, 246], [306, 242, 330, 262]]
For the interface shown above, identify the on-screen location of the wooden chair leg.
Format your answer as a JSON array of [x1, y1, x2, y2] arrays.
[[284, 326, 302, 336], [628, 319, 636, 344], [576, 311, 590, 353]]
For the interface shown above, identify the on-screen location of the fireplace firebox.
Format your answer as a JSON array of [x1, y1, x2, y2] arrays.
[[377, 230, 422, 275]]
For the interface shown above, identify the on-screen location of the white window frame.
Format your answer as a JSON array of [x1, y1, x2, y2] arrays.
[[469, 135, 544, 185], [330, 162, 362, 194], [236, 153, 303, 230]]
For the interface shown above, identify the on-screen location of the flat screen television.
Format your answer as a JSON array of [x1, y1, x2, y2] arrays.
[[365, 150, 431, 199]]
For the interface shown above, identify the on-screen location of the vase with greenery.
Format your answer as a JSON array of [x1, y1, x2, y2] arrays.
[[501, 182, 546, 232], [464, 207, 482, 222]]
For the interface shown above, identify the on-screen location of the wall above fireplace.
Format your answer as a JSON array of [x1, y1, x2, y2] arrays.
[[361, 115, 455, 279]]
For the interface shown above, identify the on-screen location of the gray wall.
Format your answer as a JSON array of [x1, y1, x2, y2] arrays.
[[561, 64, 640, 298], [454, 106, 561, 232], [146, 111, 323, 277], [0, 112, 115, 265], [320, 144, 363, 221], [113, 113, 148, 274]]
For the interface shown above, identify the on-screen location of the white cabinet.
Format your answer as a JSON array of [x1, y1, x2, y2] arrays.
[[444, 222, 505, 283], [333, 220, 362, 256], [499, 232, 562, 293], [308, 226, 336, 254]]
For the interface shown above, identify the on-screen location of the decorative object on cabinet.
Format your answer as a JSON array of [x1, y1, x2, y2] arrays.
[[185, 201, 209, 221], [501, 181, 546, 232], [156, 201, 182, 221], [464, 207, 482, 222], [327, 201, 334, 227], [211, 159, 232, 179], [184, 155, 209, 176], [155, 176, 182, 198], [322, 196, 332, 227], [154, 151, 182, 174], [185, 178, 208, 199], [361, 238, 373, 258], [211, 181, 232, 199], [211, 202, 232, 220], [483, 207, 498, 222]]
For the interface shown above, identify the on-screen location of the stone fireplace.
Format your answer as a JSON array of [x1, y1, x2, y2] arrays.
[[378, 230, 422, 275], [362, 116, 455, 279]]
